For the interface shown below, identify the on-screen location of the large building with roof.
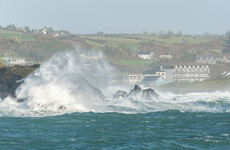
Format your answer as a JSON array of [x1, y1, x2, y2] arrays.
[[110, 69, 166, 86], [152, 66, 174, 83], [173, 65, 210, 82], [110, 65, 210, 86]]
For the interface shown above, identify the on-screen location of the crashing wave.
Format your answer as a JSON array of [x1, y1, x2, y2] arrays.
[[0, 50, 230, 117]]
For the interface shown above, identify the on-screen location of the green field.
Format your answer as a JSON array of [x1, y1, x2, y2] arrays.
[[75, 35, 213, 58], [0, 30, 34, 41], [78, 35, 211, 47], [115, 59, 152, 66]]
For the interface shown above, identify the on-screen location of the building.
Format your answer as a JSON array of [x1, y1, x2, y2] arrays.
[[3, 57, 26, 64], [196, 55, 216, 64], [173, 66, 210, 82], [222, 56, 230, 63], [142, 69, 166, 79], [159, 54, 172, 59], [40, 28, 48, 35], [138, 51, 154, 60], [110, 69, 167, 86], [110, 74, 144, 85], [153, 66, 174, 83], [141, 76, 167, 87], [32, 28, 48, 35], [53, 30, 71, 37]]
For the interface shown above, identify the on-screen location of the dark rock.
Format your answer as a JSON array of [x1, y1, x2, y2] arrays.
[[17, 99, 26, 102], [113, 85, 158, 100], [128, 85, 158, 100], [113, 90, 128, 99], [59, 106, 66, 109], [0, 64, 40, 100]]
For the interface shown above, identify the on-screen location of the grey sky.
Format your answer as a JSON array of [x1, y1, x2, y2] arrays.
[[0, 0, 229, 34]]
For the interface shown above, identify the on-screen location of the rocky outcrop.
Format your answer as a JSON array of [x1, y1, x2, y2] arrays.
[[0, 65, 40, 99], [113, 85, 159, 100], [113, 90, 128, 99]]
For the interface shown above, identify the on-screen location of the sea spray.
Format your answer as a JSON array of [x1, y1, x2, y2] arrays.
[[14, 50, 114, 113]]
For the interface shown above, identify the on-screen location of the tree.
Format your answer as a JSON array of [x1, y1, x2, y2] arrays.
[[166, 30, 174, 37], [158, 30, 164, 36], [6, 24, 16, 31], [225, 31, 230, 40], [203, 32, 210, 38], [150, 32, 156, 36], [141, 30, 149, 35], [95, 32, 105, 36], [46, 27, 55, 33], [24, 26, 31, 32], [222, 31, 230, 54], [176, 30, 183, 36]]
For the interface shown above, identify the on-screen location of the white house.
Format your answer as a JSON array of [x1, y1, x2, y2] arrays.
[[40, 28, 48, 35], [3, 57, 26, 64], [196, 55, 216, 64], [159, 54, 172, 59], [138, 51, 154, 60]]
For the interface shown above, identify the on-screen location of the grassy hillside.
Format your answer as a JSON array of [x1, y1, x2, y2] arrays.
[[76, 34, 221, 60], [0, 30, 34, 41], [0, 29, 228, 77], [157, 76, 230, 93], [0, 30, 74, 63], [74, 34, 224, 75]]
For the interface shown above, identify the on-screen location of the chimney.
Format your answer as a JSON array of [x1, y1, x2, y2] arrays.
[[160, 66, 163, 70]]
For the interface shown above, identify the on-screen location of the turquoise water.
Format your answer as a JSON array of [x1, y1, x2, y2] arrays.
[[0, 111, 229, 149]]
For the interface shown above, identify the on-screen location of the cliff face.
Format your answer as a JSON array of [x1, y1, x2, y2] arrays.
[[0, 65, 40, 99]]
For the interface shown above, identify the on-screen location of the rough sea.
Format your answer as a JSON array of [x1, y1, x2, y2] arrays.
[[0, 111, 229, 149], [0, 51, 229, 149]]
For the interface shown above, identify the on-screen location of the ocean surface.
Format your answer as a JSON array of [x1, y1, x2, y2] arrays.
[[0, 111, 229, 149]]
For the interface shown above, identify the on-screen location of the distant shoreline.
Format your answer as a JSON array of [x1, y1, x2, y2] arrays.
[[156, 77, 230, 94]]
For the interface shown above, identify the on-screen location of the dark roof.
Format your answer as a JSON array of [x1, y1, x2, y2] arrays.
[[196, 55, 216, 59], [138, 51, 153, 55], [141, 76, 161, 82], [142, 69, 165, 74]]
